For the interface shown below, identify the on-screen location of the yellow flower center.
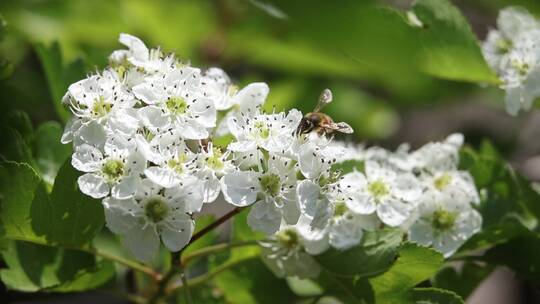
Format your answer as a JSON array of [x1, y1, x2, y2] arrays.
[[432, 209, 457, 231], [368, 180, 389, 198], [145, 198, 169, 223], [91, 96, 113, 118], [166, 96, 188, 115], [260, 173, 281, 196], [102, 159, 124, 181]]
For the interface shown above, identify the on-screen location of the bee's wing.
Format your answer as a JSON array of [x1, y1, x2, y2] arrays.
[[325, 121, 354, 134], [314, 88, 333, 112]]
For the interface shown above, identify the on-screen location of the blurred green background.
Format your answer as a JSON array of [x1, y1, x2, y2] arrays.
[[1, 0, 540, 175]]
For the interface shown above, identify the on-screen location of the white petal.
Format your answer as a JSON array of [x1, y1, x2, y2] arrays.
[[119, 33, 149, 61], [199, 171, 221, 203], [191, 97, 216, 128], [122, 224, 160, 262], [132, 83, 160, 104], [103, 197, 139, 234], [112, 175, 140, 199], [160, 214, 194, 252], [78, 173, 110, 199], [247, 201, 282, 234], [220, 171, 259, 206], [346, 192, 376, 215], [75, 121, 107, 148], [145, 166, 182, 188], [296, 180, 321, 217], [61, 117, 82, 144], [281, 192, 300, 225], [228, 140, 257, 153], [328, 217, 363, 250], [108, 109, 140, 135], [377, 198, 411, 227], [176, 120, 209, 140], [234, 82, 269, 110], [393, 174, 422, 203], [169, 177, 205, 213], [72, 144, 103, 172], [138, 106, 170, 132]]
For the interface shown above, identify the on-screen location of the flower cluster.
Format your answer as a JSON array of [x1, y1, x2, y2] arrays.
[[62, 34, 481, 266], [263, 134, 482, 278], [62, 33, 269, 261], [482, 7, 540, 115]]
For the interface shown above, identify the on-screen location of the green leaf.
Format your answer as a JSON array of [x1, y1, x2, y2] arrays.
[[483, 234, 540, 281], [34, 42, 85, 122], [433, 262, 493, 299], [411, 287, 464, 304], [459, 143, 540, 251], [316, 273, 374, 304], [370, 243, 444, 302], [0, 241, 113, 292], [0, 161, 46, 242], [0, 111, 36, 167], [213, 258, 298, 304], [411, 0, 498, 83], [33, 121, 72, 186], [48, 260, 115, 292], [34, 160, 104, 246], [315, 228, 402, 278]]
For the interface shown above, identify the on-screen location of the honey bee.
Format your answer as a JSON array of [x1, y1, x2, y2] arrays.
[[297, 88, 353, 136]]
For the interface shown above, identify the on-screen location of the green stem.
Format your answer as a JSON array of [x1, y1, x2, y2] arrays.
[[10, 236, 160, 280], [166, 255, 259, 294], [181, 240, 259, 266], [179, 264, 193, 304]]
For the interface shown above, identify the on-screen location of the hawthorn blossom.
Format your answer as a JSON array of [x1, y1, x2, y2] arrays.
[[72, 136, 145, 199], [103, 178, 202, 261], [221, 154, 300, 234], [133, 67, 216, 139], [409, 190, 482, 257]]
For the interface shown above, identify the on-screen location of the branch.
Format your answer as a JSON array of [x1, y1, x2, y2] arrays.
[[181, 240, 259, 266], [189, 207, 246, 245], [166, 255, 259, 294]]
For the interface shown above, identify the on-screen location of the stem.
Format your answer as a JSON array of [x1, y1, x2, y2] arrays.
[[166, 255, 258, 293], [179, 265, 193, 304], [189, 207, 246, 245], [181, 240, 259, 266], [10, 237, 160, 280]]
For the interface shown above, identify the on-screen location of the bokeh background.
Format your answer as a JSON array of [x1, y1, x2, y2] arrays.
[[1, 0, 540, 303]]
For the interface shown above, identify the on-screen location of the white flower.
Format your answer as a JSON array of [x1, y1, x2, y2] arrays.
[[260, 227, 321, 279], [221, 154, 300, 234], [138, 136, 200, 192], [201, 68, 270, 136], [133, 67, 216, 140], [409, 190, 482, 257], [481, 7, 540, 115], [408, 133, 463, 173], [227, 109, 302, 154], [195, 142, 235, 203], [61, 70, 140, 143], [109, 33, 176, 75], [72, 135, 145, 199], [424, 170, 480, 205], [103, 178, 201, 261], [296, 179, 378, 251], [341, 162, 422, 227]]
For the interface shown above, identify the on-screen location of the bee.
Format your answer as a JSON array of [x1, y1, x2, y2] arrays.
[[297, 88, 353, 136]]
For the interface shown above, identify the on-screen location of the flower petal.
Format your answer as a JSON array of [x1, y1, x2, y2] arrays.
[[78, 173, 110, 199], [220, 171, 259, 206], [122, 224, 160, 262]]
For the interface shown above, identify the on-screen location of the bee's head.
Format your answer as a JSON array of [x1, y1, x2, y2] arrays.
[[297, 116, 315, 134]]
